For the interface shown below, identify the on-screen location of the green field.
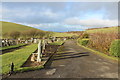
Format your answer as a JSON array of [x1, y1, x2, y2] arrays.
[[1, 44, 37, 74]]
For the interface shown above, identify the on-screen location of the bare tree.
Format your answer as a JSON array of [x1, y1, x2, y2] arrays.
[[9, 31, 21, 39]]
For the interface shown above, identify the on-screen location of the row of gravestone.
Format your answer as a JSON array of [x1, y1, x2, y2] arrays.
[[1, 37, 68, 47], [31, 39, 48, 62]]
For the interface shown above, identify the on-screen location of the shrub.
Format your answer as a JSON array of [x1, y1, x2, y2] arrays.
[[109, 39, 120, 57], [78, 39, 89, 46], [81, 33, 89, 39], [88, 32, 118, 54]]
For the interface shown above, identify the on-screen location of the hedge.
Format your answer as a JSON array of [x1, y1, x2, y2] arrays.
[[78, 39, 89, 46], [109, 39, 120, 57]]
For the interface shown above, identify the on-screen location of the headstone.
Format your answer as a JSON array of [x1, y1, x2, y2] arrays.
[[34, 39, 37, 43], [37, 40, 42, 62], [42, 40, 46, 53], [63, 38, 66, 41], [25, 40, 28, 44]]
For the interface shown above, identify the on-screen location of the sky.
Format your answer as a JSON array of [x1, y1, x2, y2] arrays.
[[1, 2, 118, 32]]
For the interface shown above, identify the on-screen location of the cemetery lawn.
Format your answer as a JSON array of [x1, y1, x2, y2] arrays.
[[1, 44, 37, 74], [0, 44, 26, 51], [49, 41, 64, 45]]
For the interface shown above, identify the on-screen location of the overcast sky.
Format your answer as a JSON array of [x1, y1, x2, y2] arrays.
[[1, 2, 118, 32]]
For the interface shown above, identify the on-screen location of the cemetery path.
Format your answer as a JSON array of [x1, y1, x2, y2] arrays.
[[8, 40, 118, 78]]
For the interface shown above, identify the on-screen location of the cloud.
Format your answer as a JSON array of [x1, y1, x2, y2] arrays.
[[23, 23, 85, 32], [1, 2, 118, 32], [64, 17, 118, 27]]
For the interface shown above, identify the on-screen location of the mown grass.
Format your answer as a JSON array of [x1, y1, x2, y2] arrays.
[[49, 41, 64, 45], [0, 44, 26, 51], [1, 44, 37, 74], [16, 66, 44, 73]]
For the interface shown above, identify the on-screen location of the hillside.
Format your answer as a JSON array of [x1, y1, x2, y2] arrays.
[[86, 27, 118, 33], [1, 21, 76, 38], [1, 21, 43, 34]]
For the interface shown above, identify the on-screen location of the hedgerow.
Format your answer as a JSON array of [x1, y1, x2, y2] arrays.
[[109, 39, 120, 57], [78, 39, 89, 46]]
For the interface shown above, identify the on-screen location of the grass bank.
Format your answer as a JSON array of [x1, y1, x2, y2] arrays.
[[1, 44, 38, 74], [77, 39, 119, 61], [49, 41, 64, 46]]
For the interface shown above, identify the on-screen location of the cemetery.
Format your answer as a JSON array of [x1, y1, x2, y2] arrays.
[[1, 37, 66, 76], [1, 5, 119, 78]]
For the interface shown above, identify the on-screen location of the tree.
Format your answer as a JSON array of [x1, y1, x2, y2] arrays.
[[9, 31, 21, 39]]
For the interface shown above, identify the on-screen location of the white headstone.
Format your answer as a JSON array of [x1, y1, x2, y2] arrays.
[[37, 40, 42, 62]]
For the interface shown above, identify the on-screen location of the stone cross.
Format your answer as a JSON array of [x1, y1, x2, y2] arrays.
[[37, 40, 42, 62]]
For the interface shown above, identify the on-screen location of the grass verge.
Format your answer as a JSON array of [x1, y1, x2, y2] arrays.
[[49, 41, 64, 45], [0, 44, 26, 51], [1, 44, 38, 74], [15, 66, 44, 73], [77, 39, 119, 61]]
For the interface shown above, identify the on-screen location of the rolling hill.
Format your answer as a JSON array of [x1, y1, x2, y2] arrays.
[[1, 21, 43, 34], [1, 21, 76, 38]]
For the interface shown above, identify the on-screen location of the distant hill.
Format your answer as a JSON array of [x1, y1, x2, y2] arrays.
[[86, 26, 118, 33], [1, 21, 43, 34], [1, 21, 78, 38]]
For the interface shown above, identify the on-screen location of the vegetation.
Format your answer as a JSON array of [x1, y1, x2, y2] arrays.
[[2, 21, 42, 35], [1, 44, 37, 74], [78, 39, 89, 46], [52, 32, 77, 37], [49, 41, 64, 45], [2, 21, 75, 39], [86, 27, 118, 33], [0, 44, 26, 51], [16, 66, 44, 73], [109, 39, 120, 57], [77, 41, 118, 61], [85, 27, 119, 55], [81, 33, 89, 39]]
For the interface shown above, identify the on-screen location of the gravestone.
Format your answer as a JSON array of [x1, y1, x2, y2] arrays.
[[37, 40, 42, 62], [34, 39, 37, 43]]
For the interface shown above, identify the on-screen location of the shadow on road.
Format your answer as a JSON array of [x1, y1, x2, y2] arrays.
[[53, 52, 89, 61]]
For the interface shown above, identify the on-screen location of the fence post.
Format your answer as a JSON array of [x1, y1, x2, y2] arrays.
[[37, 40, 42, 62]]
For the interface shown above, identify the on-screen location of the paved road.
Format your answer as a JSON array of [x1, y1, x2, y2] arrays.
[[8, 40, 118, 78]]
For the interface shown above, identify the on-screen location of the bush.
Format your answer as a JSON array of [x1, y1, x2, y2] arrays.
[[78, 39, 89, 46], [81, 33, 89, 39], [109, 39, 120, 57], [88, 32, 118, 53]]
